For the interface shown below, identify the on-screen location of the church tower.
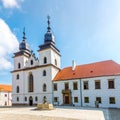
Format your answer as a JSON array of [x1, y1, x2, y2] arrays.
[[38, 16, 61, 103], [12, 17, 61, 106], [12, 29, 31, 105]]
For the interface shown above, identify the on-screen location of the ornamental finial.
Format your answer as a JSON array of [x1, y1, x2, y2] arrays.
[[47, 15, 51, 32]]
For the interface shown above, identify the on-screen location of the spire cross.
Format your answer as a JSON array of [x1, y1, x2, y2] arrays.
[[23, 27, 26, 41], [47, 15, 51, 32]]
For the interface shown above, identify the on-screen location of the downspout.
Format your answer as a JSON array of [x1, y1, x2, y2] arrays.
[[80, 79, 83, 107]]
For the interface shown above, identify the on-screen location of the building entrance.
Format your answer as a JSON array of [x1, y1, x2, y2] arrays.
[[62, 89, 72, 105]]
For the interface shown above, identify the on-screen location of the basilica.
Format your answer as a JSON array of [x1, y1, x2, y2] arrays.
[[12, 17, 120, 108]]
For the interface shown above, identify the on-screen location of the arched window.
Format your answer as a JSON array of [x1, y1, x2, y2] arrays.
[[18, 63, 21, 69], [17, 97, 19, 101], [31, 60, 33, 65], [44, 57, 47, 64], [16, 86, 19, 93], [25, 97, 27, 101], [28, 73, 34, 92], [35, 96, 38, 101], [43, 83, 46, 92], [43, 70, 46, 76], [55, 59, 57, 66], [16, 74, 19, 79]]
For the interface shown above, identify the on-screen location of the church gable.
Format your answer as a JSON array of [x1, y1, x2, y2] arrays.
[[25, 51, 39, 68]]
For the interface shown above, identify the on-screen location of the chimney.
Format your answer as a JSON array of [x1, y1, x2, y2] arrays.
[[72, 60, 76, 71]]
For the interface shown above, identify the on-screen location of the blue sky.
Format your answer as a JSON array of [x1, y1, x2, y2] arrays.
[[0, 0, 120, 84]]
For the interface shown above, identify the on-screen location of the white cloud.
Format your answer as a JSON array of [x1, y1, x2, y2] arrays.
[[1, 0, 24, 9], [0, 18, 19, 70]]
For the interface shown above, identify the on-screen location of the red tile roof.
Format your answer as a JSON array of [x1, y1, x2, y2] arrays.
[[0, 84, 12, 92], [53, 60, 120, 81]]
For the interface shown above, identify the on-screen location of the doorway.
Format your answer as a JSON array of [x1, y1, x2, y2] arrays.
[[64, 96, 69, 104], [29, 96, 33, 106]]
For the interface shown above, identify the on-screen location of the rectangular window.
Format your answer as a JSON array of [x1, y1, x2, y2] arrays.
[[95, 80, 101, 89], [108, 79, 115, 89], [64, 83, 69, 90], [73, 82, 78, 90], [109, 97, 115, 104], [53, 83, 57, 91], [83, 81, 89, 90], [74, 97, 78, 103], [54, 97, 58, 102], [96, 97, 101, 103], [84, 97, 89, 103], [5, 94, 7, 97]]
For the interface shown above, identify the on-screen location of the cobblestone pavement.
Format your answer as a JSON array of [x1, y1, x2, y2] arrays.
[[0, 106, 117, 120]]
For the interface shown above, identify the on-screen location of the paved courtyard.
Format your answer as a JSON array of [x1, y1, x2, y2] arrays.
[[0, 106, 119, 120]]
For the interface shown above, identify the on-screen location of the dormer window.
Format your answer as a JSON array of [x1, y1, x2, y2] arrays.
[[31, 60, 33, 65], [18, 63, 21, 69], [44, 57, 47, 64]]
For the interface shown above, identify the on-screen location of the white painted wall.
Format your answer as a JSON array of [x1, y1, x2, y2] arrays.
[[0, 91, 12, 106]]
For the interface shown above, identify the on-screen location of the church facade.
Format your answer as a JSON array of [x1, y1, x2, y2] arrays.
[[12, 18, 120, 108]]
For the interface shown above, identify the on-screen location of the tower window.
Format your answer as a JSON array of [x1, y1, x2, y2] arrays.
[[31, 60, 33, 65], [16, 74, 19, 80], [44, 57, 47, 64], [18, 63, 21, 69], [43, 70, 46, 76], [17, 97, 19, 101], [28, 73, 34, 92], [25, 97, 27, 101], [16, 86, 19, 93], [43, 83, 47, 92], [55, 59, 57, 66], [35, 96, 38, 101]]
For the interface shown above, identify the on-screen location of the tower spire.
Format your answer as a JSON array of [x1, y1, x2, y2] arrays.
[[47, 15, 51, 32], [23, 27, 26, 41]]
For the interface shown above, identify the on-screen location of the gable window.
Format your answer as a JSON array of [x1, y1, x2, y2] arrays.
[[109, 97, 115, 104], [53, 83, 57, 91], [73, 82, 78, 90], [83, 81, 89, 90], [108, 79, 115, 89], [64, 83, 69, 90], [43, 83, 47, 92], [16, 74, 19, 80], [95, 80, 101, 89], [28, 73, 34, 92], [44, 57, 47, 64], [31, 60, 33, 65], [18, 63, 21, 69], [84, 97, 89, 103], [43, 70, 46, 76], [16, 86, 19, 93]]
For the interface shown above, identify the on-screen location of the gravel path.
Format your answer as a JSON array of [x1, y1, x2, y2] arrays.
[[0, 106, 107, 120]]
